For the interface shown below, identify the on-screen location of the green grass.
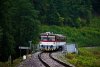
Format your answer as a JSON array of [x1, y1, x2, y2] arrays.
[[41, 25, 100, 47], [0, 58, 21, 67], [90, 16, 100, 28], [64, 47, 100, 67]]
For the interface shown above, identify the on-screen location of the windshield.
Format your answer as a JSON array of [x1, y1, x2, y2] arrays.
[[48, 36, 55, 41], [41, 36, 55, 41], [41, 36, 48, 41]]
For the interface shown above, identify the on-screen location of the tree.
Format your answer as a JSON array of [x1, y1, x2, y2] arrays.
[[0, 0, 40, 61], [33, 0, 92, 27], [0, 0, 15, 61], [11, 0, 40, 58], [92, 0, 100, 14]]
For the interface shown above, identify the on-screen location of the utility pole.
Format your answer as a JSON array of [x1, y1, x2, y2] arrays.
[[29, 41, 32, 48], [29, 41, 32, 57]]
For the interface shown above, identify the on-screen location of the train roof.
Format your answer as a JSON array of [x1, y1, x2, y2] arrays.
[[40, 32, 66, 37]]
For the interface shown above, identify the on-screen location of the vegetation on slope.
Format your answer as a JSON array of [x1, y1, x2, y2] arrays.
[[0, 0, 100, 62], [0, 0, 40, 62], [41, 24, 100, 47], [65, 47, 100, 67]]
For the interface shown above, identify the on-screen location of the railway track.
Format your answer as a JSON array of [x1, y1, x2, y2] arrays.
[[38, 52, 72, 67], [38, 52, 50, 67]]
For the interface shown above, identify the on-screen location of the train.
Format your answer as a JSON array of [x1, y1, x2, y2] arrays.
[[39, 32, 66, 51]]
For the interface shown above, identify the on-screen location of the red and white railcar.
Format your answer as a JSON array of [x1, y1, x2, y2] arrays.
[[39, 32, 66, 51]]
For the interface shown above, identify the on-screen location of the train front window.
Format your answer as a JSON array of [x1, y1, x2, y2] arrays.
[[41, 36, 48, 41], [48, 36, 55, 41], [41, 36, 55, 41]]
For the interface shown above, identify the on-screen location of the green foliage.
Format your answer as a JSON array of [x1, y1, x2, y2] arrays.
[[76, 56, 96, 67], [90, 16, 100, 28], [0, 0, 40, 61], [94, 59, 100, 67], [78, 48, 93, 56], [92, 0, 100, 14], [41, 25, 100, 47], [0, 58, 21, 67], [33, 0, 92, 27], [0, 0, 100, 62], [66, 47, 100, 67], [0, 27, 3, 42], [65, 53, 76, 59]]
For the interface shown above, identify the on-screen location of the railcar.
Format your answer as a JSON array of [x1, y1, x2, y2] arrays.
[[39, 32, 66, 51]]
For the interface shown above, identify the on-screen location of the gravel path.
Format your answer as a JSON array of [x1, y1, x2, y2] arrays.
[[17, 52, 45, 67], [41, 53, 65, 67], [51, 52, 75, 67], [17, 51, 74, 67]]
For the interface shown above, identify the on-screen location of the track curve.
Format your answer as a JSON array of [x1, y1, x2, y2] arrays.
[[38, 52, 50, 67], [49, 52, 72, 67], [38, 52, 72, 67]]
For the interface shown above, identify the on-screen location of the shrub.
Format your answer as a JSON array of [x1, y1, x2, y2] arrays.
[[78, 48, 94, 56], [76, 56, 96, 67], [65, 53, 76, 59], [41, 25, 100, 47], [94, 59, 100, 67], [65, 48, 100, 67]]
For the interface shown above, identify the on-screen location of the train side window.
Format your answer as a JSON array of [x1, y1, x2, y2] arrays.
[[60, 37, 65, 41], [56, 36, 65, 41], [56, 37, 60, 41]]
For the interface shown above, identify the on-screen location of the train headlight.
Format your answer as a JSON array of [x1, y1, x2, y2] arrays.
[[41, 45, 43, 47], [50, 45, 53, 48]]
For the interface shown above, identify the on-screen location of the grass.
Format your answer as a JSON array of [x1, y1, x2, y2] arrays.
[[41, 25, 100, 47], [0, 58, 21, 67], [0, 54, 32, 67], [61, 47, 100, 67]]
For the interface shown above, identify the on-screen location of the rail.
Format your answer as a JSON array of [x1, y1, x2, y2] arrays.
[[38, 52, 50, 67], [49, 52, 72, 67]]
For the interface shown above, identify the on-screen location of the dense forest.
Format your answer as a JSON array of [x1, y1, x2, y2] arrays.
[[0, 0, 100, 62]]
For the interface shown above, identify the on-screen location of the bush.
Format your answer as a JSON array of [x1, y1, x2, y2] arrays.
[[78, 48, 94, 56], [41, 25, 100, 47], [65, 53, 76, 59], [65, 48, 100, 67], [76, 56, 96, 67], [94, 59, 100, 67]]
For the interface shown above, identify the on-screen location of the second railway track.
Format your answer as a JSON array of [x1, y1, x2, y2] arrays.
[[38, 52, 72, 67]]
